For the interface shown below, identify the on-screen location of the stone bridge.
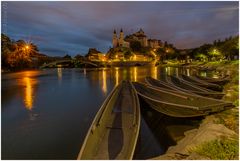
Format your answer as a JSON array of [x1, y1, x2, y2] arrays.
[[40, 59, 98, 68]]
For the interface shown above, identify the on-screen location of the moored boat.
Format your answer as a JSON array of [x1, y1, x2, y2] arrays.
[[180, 74, 223, 91], [132, 82, 234, 118], [77, 80, 140, 160], [166, 76, 225, 99], [195, 75, 230, 85], [145, 76, 186, 93]]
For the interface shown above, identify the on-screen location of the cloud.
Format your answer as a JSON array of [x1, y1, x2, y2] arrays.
[[2, 1, 239, 56]]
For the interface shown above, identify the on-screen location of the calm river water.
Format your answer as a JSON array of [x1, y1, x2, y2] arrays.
[[2, 66, 207, 159]]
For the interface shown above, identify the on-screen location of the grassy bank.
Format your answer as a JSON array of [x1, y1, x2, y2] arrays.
[[191, 60, 239, 159], [153, 60, 239, 160]]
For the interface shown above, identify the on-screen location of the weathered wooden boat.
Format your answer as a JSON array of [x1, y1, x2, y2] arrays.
[[180, 74, 223, 91], [77, 80, 140, 160], [195, 75, 230, 85], [166, 76, 225, 99], [145, 76, 186, 93], [146, 76, 225, 99], [132, 82, 234, 118]]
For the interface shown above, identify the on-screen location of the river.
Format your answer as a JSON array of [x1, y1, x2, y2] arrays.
[[2, 66, 207, 159]]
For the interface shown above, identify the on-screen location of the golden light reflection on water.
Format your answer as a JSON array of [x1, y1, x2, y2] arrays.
[[24, 77, 34, 110], [167, 67, 171, 76], [102, 69, 107, 94], [186, 68, 190, 76], [151, 66, 158, 79], [17, 72, 38, 111], [115, 67, 119, 86], [175, 68, 179, 77], [133, 67, 137, 82], [57, 68, 62, 83]]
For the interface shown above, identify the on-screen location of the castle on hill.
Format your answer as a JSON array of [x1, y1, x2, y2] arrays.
[[112, 28, 163, 49]]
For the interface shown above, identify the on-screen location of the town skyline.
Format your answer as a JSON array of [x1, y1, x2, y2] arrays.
[[2, 1, 238, 56]]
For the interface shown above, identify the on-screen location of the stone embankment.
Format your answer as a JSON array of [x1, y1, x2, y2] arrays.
[[151, 115, 238, 160]]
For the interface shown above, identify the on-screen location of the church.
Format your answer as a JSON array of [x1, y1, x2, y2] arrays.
[[112, 28, 162, 49], [112, 29, 130, 48]]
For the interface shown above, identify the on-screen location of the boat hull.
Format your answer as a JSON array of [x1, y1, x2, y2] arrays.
[[133, 82, 234, 118], [77, 81, 140, 160]]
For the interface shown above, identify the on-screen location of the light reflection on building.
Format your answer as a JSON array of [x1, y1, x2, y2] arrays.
[[102, 69, 107, 94], [115, 67, 119, 86]]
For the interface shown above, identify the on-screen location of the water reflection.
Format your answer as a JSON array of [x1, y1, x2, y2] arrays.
[[115, 67, 119, 86], [175, 68, 179, 77], [151, 66, 158, 79], [83, 68, 87, 76], [133, 67, 137, 82], [186, 68, 190, 76], [57, 68, 62, 84], [102, 69, 107, 94], [17, 72, 38, 111]]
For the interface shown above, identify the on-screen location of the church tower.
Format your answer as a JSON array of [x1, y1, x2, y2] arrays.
[[119, 28, 124, 47], [112, 29, 118, 48]]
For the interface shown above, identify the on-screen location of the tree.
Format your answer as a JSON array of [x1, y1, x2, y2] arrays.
[[130, 41, 141, 52], [219, 36, 238, 60], [124, 50, 133, 60], [1, 34, 41, 69], [63, 54, 72, 59]]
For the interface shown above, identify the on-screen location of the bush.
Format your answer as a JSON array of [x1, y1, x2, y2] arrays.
[[192, 138, 239, 160]]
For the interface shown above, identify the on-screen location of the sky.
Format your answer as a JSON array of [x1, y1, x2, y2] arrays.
[[1, 1, 239, 56]]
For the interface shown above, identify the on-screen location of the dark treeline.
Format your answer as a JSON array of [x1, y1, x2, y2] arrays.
[[188, 36, 239, 61], [1, 33, 239, 71]]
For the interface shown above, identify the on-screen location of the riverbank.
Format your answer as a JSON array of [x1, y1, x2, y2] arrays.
[[151, 60, 239, 160]]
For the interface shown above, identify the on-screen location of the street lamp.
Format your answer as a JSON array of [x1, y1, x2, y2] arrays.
[[25, 45, 29, 50]]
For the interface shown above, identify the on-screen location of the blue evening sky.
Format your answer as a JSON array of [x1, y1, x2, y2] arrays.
[[1, 1, 239, 56]]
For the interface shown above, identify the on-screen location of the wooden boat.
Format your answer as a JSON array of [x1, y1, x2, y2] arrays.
[[77, 80, 140, 160], [166, 76, 225, 99], [180, 74, 223, 91], [146, 76, 224, 99], [145, 76, 186, 93], [195, 75, 230, 85], [132, 82, 234, 118]]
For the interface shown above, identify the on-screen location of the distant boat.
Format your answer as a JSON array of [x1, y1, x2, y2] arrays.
[[180, 74, 223, 91], [77, 80, 140, 160], [132, 82, 234, 118], [166, 76, 225, 99], [195, 75, 230, 85]]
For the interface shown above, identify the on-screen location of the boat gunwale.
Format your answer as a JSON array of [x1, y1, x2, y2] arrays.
[[195, 75, 230, 83], [77, 81, 141, 160], [133, 82, 234, 115], [168, 75, 212, 92], [77, 83, 120, 159], [166, 76, 225, 95], [143, 78, 231, 104], [128, 81, 141, 159], [181, 74, 222, 88], [133, 82, 200, 110], [147, 76, 225, 96]]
